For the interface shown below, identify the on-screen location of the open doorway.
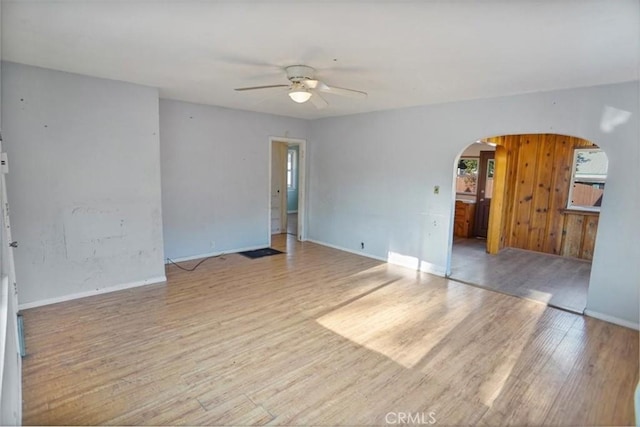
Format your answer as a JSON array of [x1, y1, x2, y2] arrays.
[[452, 141, 496, 241], [286, 146, 299, 236], [449, 134, 607, 314], [269, 137, 306, 246]]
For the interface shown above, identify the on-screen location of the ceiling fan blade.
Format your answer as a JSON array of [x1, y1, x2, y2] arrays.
[[234, 84, 288, 92], [315, 81, 367, 99], [309, 91, 328, 110], [303, 79, 319, 89]]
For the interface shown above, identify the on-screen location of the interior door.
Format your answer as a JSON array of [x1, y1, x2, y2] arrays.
[[474, 151, 495, 238], [270, 142, 287, 234]]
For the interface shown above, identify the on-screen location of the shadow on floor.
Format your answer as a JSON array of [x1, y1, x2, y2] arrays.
[[287, 212, 298, 236], [449, 238, 590, 313]]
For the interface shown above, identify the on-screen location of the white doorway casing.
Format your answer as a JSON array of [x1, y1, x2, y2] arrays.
[[0, 139, 22, 424], [269, 137, 306, 245]]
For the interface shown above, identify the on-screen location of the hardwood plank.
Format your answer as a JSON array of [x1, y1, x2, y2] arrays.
[[478, 327, 579, 426], [543, 318, 638, 425], [21, 235, 637, 426]]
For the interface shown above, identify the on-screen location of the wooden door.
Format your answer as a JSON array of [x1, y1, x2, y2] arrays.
[[271, 142, 287, 234], [474, 151, 495, 238]]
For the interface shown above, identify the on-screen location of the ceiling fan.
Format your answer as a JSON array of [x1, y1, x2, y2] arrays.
[[234, 65, 367, 109]]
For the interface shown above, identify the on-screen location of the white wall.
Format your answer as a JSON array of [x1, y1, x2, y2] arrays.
[[308, 81, 640, 328], [2, 62, 166, 307], [159, 99, 308, 260]]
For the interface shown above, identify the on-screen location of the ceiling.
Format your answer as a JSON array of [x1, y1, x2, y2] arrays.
[[2, 1, 639, 120]]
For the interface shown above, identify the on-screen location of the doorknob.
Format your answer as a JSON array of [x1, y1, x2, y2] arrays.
[[9, 241, 18, 248]]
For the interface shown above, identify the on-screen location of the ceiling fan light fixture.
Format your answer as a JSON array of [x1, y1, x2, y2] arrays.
[[288, 89, 312, 103], [235, 64, 367, 109]]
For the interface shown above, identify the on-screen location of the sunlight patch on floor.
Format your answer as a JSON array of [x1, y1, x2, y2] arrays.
[[316, 278, 473, 369], [316, 272, 548, 407], [521, 288, 553, 303]]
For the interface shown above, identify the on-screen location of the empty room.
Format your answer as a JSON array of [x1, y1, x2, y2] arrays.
[[0, 1, 638, 426]]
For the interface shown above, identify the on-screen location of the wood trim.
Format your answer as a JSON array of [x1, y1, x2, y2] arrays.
[[473, 151, 494, 238], [563, 209, 600, 216], [18, 276, 167, 311], [487, 144, 507, 254]]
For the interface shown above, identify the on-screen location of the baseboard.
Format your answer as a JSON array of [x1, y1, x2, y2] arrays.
[[584, 309, 639, 330], [306, 239, 448, 277], [306, 239, 388, 263], [418, 261, 447, 277], [165, 244, 267, 264], [18, 276, 167, 311]]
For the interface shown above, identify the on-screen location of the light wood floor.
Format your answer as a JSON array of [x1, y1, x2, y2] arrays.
[[22, 235, 637, 425], [450, 238, 591, 313]]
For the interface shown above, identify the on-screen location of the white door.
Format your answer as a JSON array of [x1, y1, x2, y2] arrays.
[[0, 139, 22, 425], [271, 142, 287, 234]]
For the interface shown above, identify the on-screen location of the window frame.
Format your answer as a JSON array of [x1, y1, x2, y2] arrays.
[[566, 148, 607, 213], [287, 149, 297, 190], [456, 156, 480, 196]]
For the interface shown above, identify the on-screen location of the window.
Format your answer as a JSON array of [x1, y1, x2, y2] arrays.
[[484, 158, 495, 198], [456, 158, 479, 195], [567, 148, 607, 211], [287, 149, 297, 189]]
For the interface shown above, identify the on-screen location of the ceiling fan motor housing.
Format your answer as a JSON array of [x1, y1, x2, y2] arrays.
[[285, 65, 315, 82]]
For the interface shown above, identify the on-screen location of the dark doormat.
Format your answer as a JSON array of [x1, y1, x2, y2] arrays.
[[238, 248, 284, 259]]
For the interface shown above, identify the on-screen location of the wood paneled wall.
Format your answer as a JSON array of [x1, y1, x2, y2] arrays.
[[487, 134, 599, 260], [561, 211, 599, 260]]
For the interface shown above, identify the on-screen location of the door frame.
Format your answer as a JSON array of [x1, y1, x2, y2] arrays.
[[268, 136, 307, 245], [0, 138, 22, 424], [473, 150, 495, 238], [447, 141, 498, 276]]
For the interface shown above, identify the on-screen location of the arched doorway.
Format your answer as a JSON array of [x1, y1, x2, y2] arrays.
[[449, 134, 607, 314]]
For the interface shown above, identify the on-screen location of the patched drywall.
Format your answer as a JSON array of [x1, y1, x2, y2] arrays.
[[1, 62, 166, 306]]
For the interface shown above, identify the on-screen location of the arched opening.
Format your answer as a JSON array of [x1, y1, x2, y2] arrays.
[[449, 134, 607, 314]]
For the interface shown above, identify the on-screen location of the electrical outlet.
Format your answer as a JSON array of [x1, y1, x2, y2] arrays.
[[210, 241, 216, 249], [434, 185, 440, 194], [361, 242, 365, 249]]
